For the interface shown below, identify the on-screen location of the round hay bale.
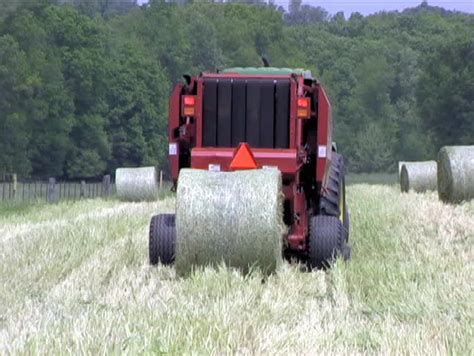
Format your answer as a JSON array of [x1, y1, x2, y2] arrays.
[[438, 146, 474, 203], [175, 168, 286, 276], [400, 161, 437, 193], [115, 166, 158, 201]]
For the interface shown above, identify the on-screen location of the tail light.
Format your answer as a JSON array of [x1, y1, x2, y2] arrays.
[[297, 97, 311, 119], [182, 95, 196, 117]]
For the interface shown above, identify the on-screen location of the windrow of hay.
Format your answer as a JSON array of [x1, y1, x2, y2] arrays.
[[175, 168, 286, 276], [400, 161, 437, 193], [115, 167, 158, 201], [438, 146, 474, 203], [1, 186, 473, 354]]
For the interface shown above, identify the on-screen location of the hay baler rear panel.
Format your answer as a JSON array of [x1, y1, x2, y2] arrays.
[[168, 72, 333, 254]]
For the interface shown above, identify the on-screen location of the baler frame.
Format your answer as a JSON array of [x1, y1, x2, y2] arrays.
[[167, 72, 337, 256]]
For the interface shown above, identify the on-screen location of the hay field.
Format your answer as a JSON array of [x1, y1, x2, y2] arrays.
[[0, 185, 473, 354]]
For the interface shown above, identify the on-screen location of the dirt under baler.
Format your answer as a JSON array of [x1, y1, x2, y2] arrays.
[[149, 67, 351, 271]]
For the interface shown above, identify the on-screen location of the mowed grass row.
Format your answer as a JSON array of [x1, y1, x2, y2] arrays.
[[0, 185, 473, 354]]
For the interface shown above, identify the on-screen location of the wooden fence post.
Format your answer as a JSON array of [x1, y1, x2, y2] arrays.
[[12, 174, 17, 200], [159, 170, 163, 190], [102, 175, 111, 197], [48, 178, 58, 203], [80, 180, 86, 198]]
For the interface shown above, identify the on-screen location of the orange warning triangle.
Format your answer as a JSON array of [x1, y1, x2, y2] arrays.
[[229, 143, 258, 170]]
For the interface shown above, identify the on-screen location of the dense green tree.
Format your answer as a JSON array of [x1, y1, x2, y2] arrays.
[[418, 34, 474, 148], [0, 1, 472, 178], [286, 0, 328, 25], [3, 6, 75, 177], [0, 35, 32, 175], [61, 0, 137, 17], [41, 5, 112, 177], [105, 40, 170, 171]]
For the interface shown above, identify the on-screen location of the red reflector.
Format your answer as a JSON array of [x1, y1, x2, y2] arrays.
[[297, 109, 309, 118], [298, 98, 309, 108], [229, 143, 258, 170], [183, 96, 195, 106], [184, 107, 195, 116], [297, 98, 311, 118]]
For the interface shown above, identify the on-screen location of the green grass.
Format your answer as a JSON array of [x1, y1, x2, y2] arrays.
[[0, 200, 37, 217], [0, 186, 473, 354], [347, 172, 398, 185]]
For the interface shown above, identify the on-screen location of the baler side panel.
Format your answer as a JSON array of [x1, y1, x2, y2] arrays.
[[202, 80, 218, 147], [169, 83, 184, 183], [199, 75, 292, 149], [259, 80, 275, 148], [289, 80, 297, 149], [316, 85, 332, 187], [196, 79, 204, 147], [246, 80, 261, 147], [231, 80, 247, 146], [217, 79, 232, 147], [275, 81, 290, 148]]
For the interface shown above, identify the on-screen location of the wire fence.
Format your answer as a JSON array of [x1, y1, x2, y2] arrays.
[[0, 176, 115, 203]]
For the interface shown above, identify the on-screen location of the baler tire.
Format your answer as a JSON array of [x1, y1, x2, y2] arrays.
[[149, 214, 176, 266], [320, 153, 345, 217], [308, 215, 345, 269], [343, 208, 350, 242], [342, 244, 352, 261]]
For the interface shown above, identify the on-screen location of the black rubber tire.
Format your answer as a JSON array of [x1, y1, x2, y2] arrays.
[[342, 244, 352, 261], [343, 209, 350, 242], [320, 153, 350, 243], [308, 215, 345, 269], [149, 214, 176, 265], [319, 153, 344, 217]]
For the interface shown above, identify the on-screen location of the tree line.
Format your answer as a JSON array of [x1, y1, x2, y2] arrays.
[[0, 0, 472, 178]]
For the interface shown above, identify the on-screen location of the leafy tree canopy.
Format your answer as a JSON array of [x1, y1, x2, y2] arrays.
[[0, 1, 472, 177]]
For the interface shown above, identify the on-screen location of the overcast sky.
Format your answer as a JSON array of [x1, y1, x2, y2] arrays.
[[137, 1, 474, 15], [301, 0, 474, 15]]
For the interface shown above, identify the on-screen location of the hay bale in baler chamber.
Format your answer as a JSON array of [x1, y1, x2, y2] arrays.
[[115, 166, 159, 201], [400, 161, 437, 193], [175, 168, 286, 276], [438, 146, 474, 203]]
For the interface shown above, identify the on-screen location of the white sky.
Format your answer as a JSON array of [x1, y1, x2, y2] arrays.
[[136, 1, 474, 15]]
